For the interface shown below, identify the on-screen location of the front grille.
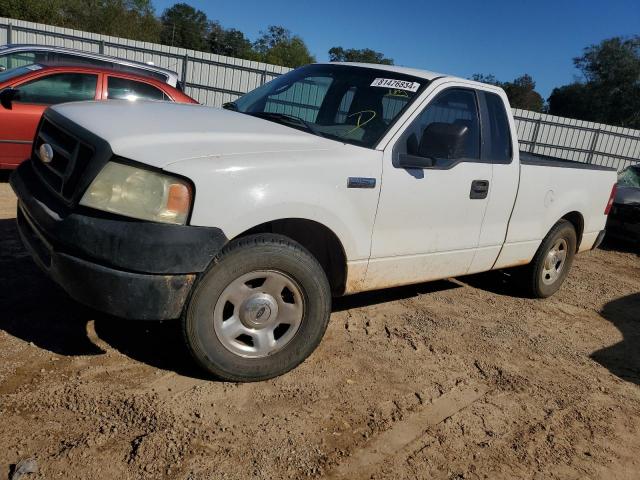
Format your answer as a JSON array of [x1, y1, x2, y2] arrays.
[[32, 118, 95, 203]]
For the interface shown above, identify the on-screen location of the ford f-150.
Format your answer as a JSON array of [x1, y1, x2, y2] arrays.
[[10, 63, 618, 381]]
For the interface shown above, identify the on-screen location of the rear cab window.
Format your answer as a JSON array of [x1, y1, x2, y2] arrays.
[[482, 92, 513, 163]]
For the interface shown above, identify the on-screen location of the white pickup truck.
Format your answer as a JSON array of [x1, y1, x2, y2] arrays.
[[10, 63, 617, 381]]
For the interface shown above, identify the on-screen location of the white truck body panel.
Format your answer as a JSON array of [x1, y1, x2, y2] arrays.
[[494, 163, 612, 269], [50, 63, 617, 296]]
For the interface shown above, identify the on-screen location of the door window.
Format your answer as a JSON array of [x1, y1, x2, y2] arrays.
[[400, 88, 481, 162], [107, 77, 169, 101], [16, 73, 98, 105]]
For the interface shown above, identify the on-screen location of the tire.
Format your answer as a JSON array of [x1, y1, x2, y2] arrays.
[[182, 233, 331, 382], [522, 220, 577, 298]]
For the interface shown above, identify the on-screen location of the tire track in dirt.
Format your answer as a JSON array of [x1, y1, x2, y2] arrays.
[[327, 383, 489, 479]]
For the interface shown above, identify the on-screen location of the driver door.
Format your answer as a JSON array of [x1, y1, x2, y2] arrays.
[[365, 85, 492, 289]]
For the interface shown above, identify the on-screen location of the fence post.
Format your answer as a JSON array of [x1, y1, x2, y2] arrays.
[[529, 118, 542, 153], [587, 129, 601, 164], [181, 53, 189, 91], [7, 23, 13, 44], [99, 40, 105, 54]]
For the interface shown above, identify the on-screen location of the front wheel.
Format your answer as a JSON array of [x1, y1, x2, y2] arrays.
[[522, 220, 577, 298], [182, 234, 331, 382]]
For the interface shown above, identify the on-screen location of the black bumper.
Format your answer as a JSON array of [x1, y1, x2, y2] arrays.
[[606, 206, 640, 242], [10, 161, 227, 320]]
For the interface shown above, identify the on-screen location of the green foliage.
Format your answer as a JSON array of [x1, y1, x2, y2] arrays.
[[549, 36, 640, 128], [471, 73, 544, 112], [547, 83, 593, 121], [253, 26, 315, 68], [328, 47, 393, 65], [208, 22, 255, 59], [159, 2, 208, 50], [0, 0, 161, 42]]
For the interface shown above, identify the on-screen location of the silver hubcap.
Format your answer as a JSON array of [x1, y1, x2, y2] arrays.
[[213, 270, 304, 358], [542, 238, 568, 285]]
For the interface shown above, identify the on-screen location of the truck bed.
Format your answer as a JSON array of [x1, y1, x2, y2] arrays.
[[520, 151, 616, 172]]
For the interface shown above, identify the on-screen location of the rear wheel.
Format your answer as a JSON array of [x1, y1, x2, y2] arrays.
[[182, 234, 331, 382], [522, 220, 577, 298]]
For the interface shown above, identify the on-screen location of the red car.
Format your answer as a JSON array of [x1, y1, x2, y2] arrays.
[[0, 63, 197, 169]]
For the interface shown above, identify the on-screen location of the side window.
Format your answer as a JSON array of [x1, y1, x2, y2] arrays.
[[16, 73, 97, 105], [107, 77, 168, 101], [402, 88, 480, 161], [484, 92, 512, 163]]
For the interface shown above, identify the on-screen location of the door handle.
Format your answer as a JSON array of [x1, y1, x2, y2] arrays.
[[470, 180, 489, 199]]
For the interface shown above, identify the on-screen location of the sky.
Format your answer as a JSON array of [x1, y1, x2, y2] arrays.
[[152, 0, 640, 99]]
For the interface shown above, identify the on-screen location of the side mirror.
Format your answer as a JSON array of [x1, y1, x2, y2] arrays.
[[397, 122, 469, 169], [0, 88, 20, 110], [418, 122, 469, 160]]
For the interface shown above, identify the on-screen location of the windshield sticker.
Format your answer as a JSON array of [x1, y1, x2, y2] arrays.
[[26, 64, 43, 71], [370, 78, 420, 92]]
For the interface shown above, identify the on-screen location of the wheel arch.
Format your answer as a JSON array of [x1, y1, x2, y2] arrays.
[[233, 218, 348, 296], [560, 211, 584, 251]]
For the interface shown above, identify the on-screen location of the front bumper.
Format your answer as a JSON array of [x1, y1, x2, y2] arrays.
[[10, 161, 227, 320]]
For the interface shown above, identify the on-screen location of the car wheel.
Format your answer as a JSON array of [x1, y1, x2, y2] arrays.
[[523, 220, 577, 298], [182, 233, 331, 382]]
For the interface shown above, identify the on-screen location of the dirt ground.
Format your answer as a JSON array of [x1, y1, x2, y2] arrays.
[[1, 174, 640, 480]]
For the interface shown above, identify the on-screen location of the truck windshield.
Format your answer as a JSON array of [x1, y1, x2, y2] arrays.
[[229, 64, 428, 148]]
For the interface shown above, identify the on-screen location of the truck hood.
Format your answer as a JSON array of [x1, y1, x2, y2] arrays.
[[50, 101, 337, 168]]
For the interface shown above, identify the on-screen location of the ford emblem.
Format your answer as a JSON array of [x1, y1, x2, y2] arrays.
[[39, 143, 54, 164]]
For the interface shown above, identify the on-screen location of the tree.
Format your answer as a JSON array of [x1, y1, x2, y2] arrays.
[[159, 2, 208, 50], [471, 73, 544, 112], [208, 22, 255, 59], [502, 74, 544, 112], [547, 83, 594, 121], [328, 47, 393, 65], [0, 0, 161, 42], [253, 25, 315, 68], [548, 36, 640, 128]]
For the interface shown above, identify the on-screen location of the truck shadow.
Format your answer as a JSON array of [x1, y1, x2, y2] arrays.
[[591, 293, 640, 385], [0, 218, 206, 378]]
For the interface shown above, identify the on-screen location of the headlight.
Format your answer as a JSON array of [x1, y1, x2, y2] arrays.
[[80, 162, 192, 225]]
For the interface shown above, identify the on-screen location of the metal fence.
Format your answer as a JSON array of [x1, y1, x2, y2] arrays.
[[0, 16, 290, 107], [2, 17, 640, 171], [512, 110, 640, 171]]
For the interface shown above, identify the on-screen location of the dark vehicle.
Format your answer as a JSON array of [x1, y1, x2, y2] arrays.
[[607, 164, 640, 244]]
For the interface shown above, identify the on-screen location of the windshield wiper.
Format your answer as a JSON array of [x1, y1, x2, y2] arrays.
[[222, 101, 238, 111], [247, 111, 317, 135]]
